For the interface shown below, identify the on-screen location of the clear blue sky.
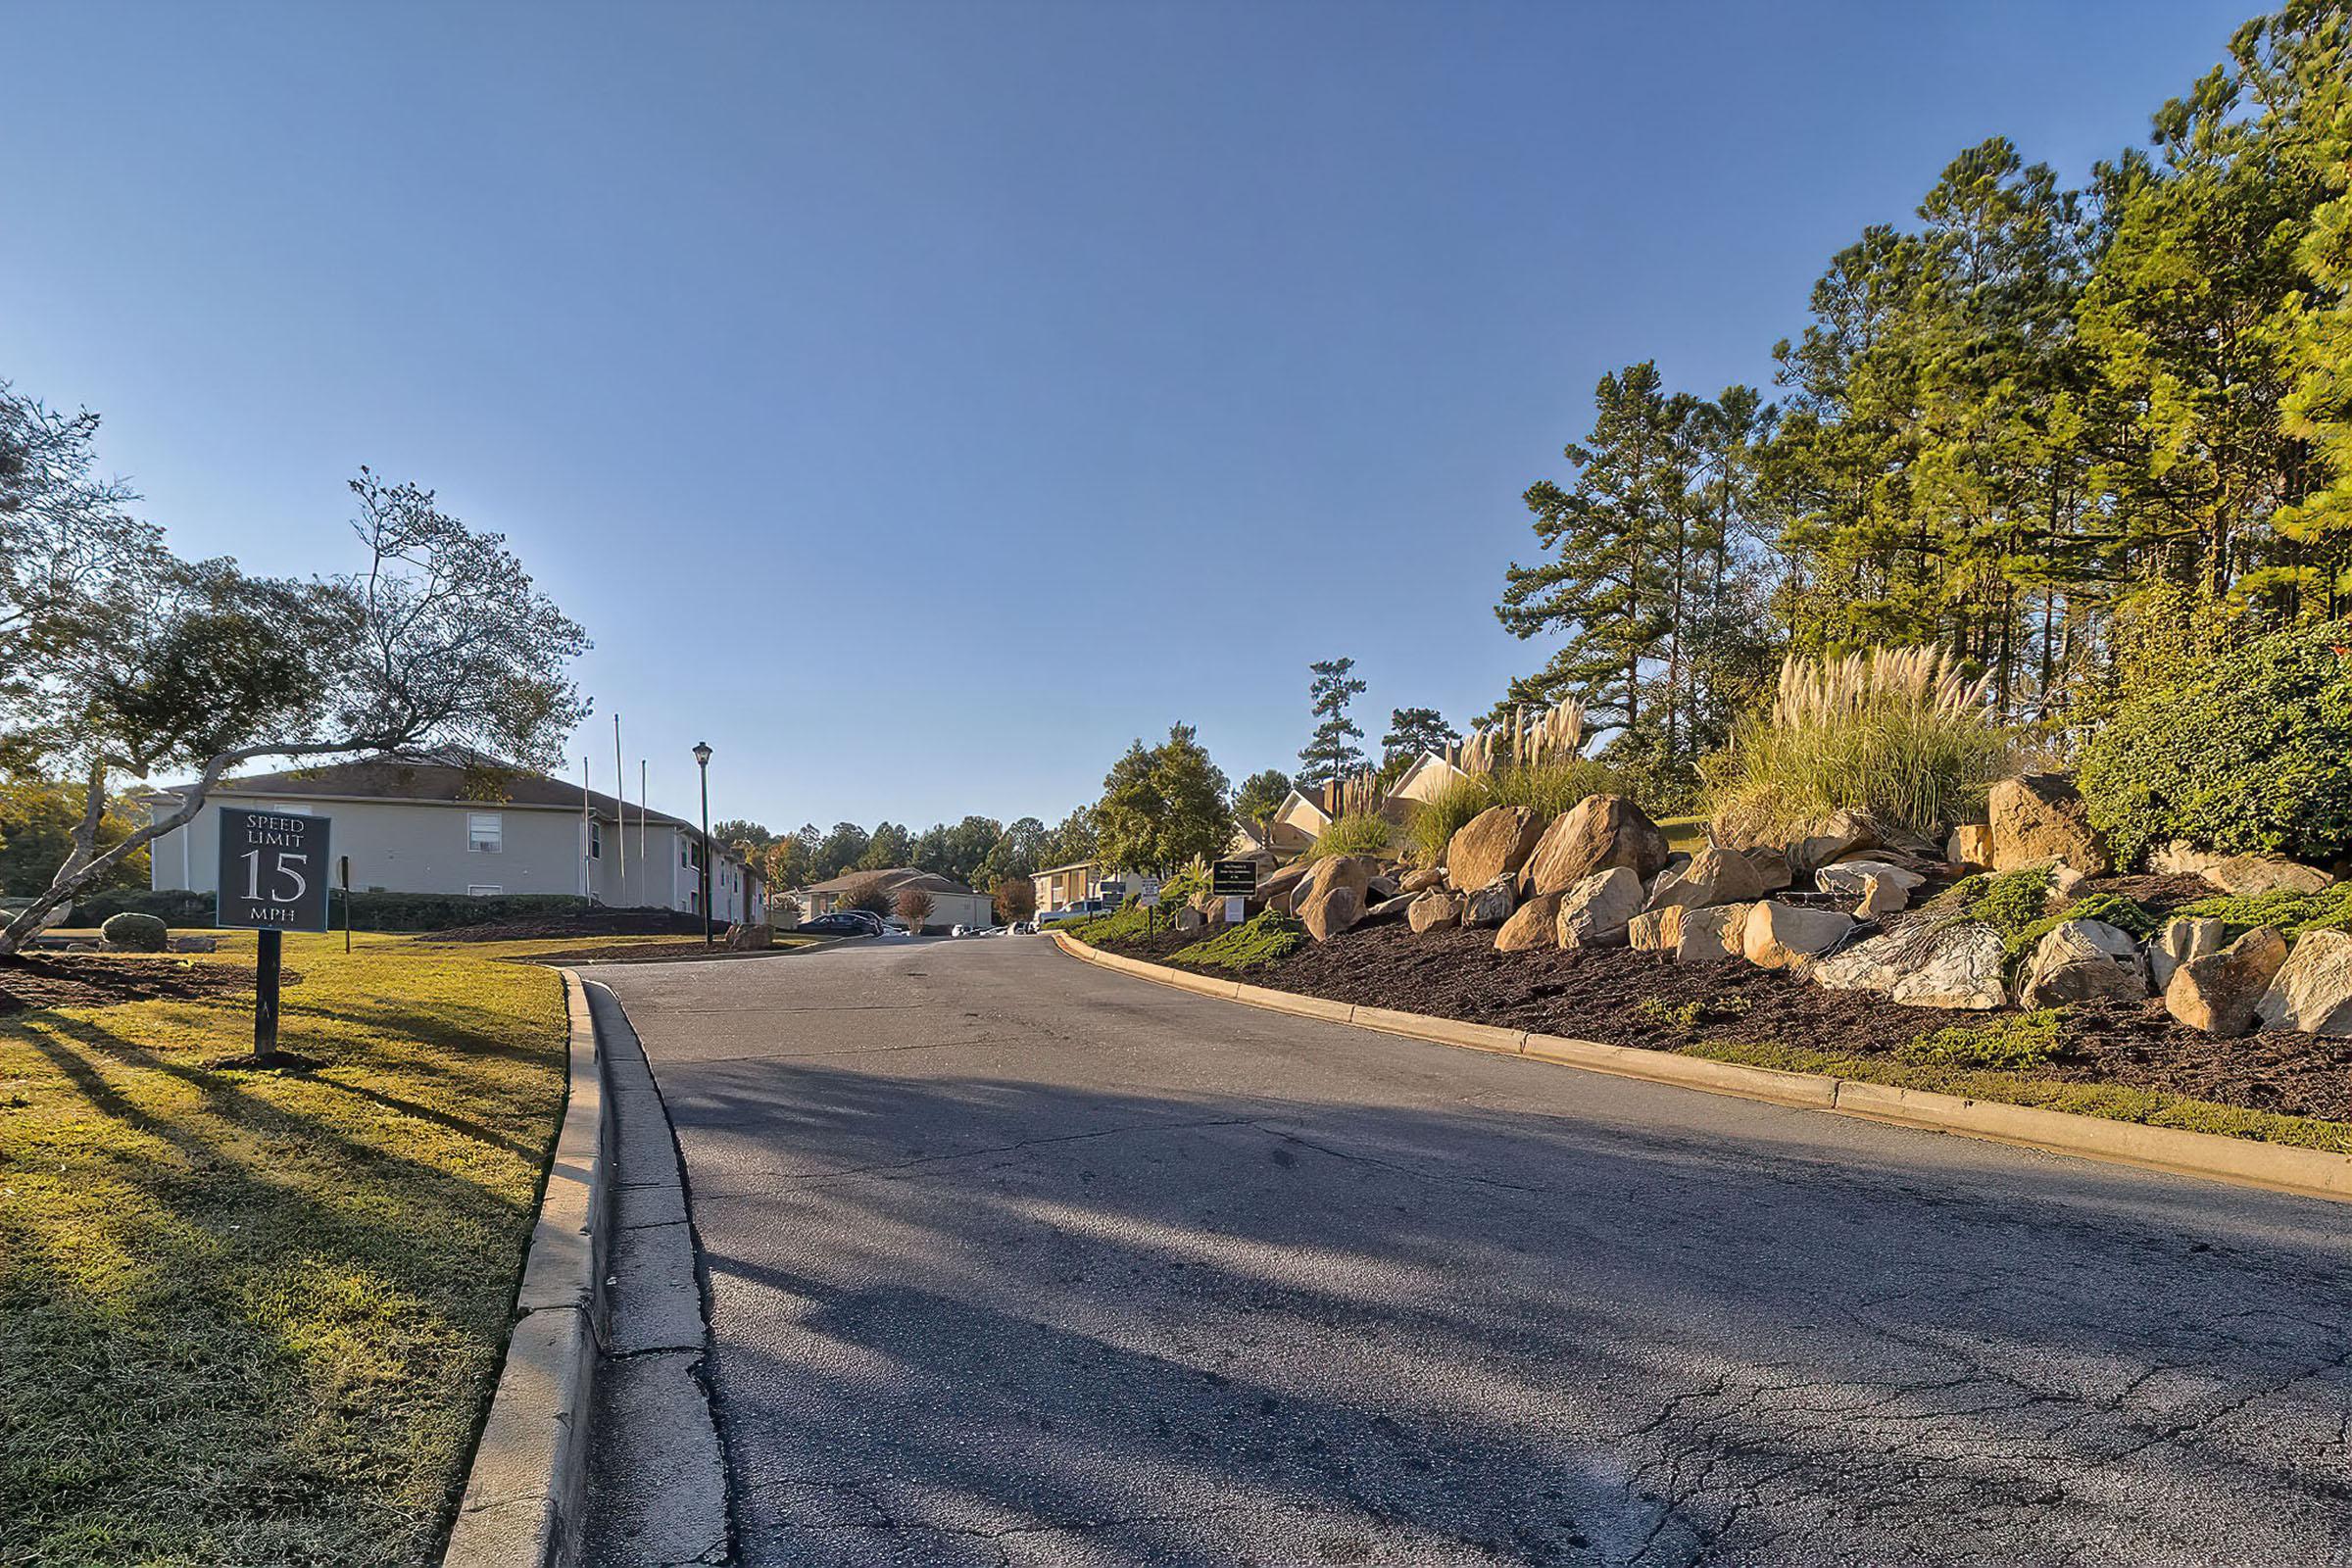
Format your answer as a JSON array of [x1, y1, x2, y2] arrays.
[[5, 0, 2249, 836]]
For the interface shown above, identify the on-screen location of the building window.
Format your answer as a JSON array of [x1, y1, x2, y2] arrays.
[[467, 811, 503, 854], [590, 822, 603, 859], [466, 884, 502, 897]]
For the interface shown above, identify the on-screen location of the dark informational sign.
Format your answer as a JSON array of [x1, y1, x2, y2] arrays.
[[216, 808, 333, 933], [1210, 858, 1260, 896]]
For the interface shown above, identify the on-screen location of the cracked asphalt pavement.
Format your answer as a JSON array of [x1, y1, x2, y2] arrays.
[[579, 935, 2352, 1567]]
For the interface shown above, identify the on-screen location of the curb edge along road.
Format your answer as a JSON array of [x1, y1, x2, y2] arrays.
[[442, 968, 613, 1568], [1050, 931, 2352, 1205]]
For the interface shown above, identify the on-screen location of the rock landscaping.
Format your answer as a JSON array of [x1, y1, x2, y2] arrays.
[[1065, 770, 2352, 1149]]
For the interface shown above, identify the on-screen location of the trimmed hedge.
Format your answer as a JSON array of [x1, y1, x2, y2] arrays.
[[2077, 619, 2352, 867], [66, 888, 600, 933]]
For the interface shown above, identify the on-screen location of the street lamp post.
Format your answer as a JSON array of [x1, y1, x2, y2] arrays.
[[693, 741, 713, 947]]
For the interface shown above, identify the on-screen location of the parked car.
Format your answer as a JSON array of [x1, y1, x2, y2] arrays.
[[798, 912, 872, 936]]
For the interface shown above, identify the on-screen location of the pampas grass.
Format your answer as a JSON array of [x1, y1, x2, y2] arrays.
[[1405, 758, 1621, 866], [1703, 647, 2010, 846], [1307, 812, 1399, 861]]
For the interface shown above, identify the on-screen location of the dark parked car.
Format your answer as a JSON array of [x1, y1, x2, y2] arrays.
[[798, 911, 876, 936]]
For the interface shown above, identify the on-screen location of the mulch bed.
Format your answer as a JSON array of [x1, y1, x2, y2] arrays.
[[1087, 916, 2352, 1126], [0, 952, 285, 1017]]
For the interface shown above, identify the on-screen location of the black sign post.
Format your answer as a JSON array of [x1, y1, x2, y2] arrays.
[[216, 808, 332, 1063]]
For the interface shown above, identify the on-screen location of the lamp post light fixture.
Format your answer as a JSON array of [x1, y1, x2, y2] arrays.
[[693, 741, 714, 947]]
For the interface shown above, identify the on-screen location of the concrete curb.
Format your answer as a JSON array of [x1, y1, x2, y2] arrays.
[[1050, 932, 2352, 1204], [442, 968, 613, 1567]]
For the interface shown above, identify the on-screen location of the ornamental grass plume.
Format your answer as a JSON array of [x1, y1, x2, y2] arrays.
[[1703, 646, 2010, 847]]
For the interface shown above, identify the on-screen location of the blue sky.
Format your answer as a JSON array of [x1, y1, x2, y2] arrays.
[[5, 0, 2249, 835]]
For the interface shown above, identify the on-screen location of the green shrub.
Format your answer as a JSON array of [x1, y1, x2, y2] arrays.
[[1942, 865, 2051, 938], [1899, 1009, 2064, 1071], [2077, 617, 2352, 867], [2178, 883, 2352, 939], [1306, 813, 1397, 861], [1635, 993, 1750, 1030], [1404, 760, 1621, 866], [1063, 897, 1154, 946], [1703, 647, 2011, 846], [1169, 911, 1308, 972], [68, 888, 603, 933], [99, 911, 169, 951]]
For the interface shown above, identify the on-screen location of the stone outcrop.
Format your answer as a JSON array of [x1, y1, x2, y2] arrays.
[[1407, 890, 1463, 933], [1555, 866, 1645, 949], [1643, 845, 1765, 914], [1494, 892, 1565, 952], [2147, 916, 2226, 992], [1814, 858, 1926, 897], [2148, 843, 2332, 899], [2166, 925, 2288, 1037], [1988, 773, 2110, 876], [1812, 921, 2006, 1009], [2018, 918, 2147, 1006], [1521, 795, 1670, 897], [1740, 903, 1852, 969], [1300, 855, 1376, 907], [2255, 929, 2352, 1037], [725, 922, 773, 951], [1461, 876, 1517, 929], [1788, 810, 1877, 874], [1627, 908, 1674, 951], [1853, 875, 1908, 920], [1298, 883, 1365, 942], [1446, 807, 1546, 895], [1673, 903, 1754, 963], [1947, 824, 1993, 870]]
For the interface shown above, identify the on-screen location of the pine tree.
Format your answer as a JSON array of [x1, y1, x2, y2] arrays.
[[1297, 658, 1367, 789]]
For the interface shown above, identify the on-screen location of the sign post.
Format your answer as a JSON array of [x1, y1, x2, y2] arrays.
[[216, 808, 332, 1064], [1210, 858, 1260, 926]]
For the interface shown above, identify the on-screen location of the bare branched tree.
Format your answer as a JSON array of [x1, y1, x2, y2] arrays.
[[1, 460, 589, 954]]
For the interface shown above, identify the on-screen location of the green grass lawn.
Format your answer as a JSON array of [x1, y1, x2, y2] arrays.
[[0, 932, 568, 1567]]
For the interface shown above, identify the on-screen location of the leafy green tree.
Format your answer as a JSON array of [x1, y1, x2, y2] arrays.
[[1380, 708, 1458, 765], [972, 815, 1048, 890], [813, 822, 869, 880], [858, 821, 914, 870], [1296, 658, 1367, 790], [1230, 768, 1293, 841], [1094, 723, 1234, 874], [1037, 808, 1097, 869]]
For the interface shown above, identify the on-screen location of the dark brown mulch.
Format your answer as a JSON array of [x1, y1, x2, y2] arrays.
[[1087, 915, 2352, 1125], [0, 952, 282, 1017], [423, 907, 715, 943]]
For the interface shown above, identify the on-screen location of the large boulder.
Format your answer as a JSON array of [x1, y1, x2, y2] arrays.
[[2254, 929, 2352, 1037], [1673, 902, 1755, 963], [1627, 908, 1674, 951], [1813, 921, 2006, 1009], [1494, 892, 1565, 952], [1461, 876, 1517, 929], [1360, 893, 1416, 927], [1406, 890, 1463, 933], [1643, 845, 1765, 914], [1521, 795, 1670, 898], [1256, 860, 1314, 914], [1400, 866, 1446, 895], [2147, 916, 2226, 992], [1446, 807, 1546, 895], [1740, 903, 1852, 969], [1787, 810, 1878, 875], [1740, 846, 1794, 893], [2148, 843, 2332, 899], [2018, 919, 2147, 1006], [1853, 874, 1909, 920], [1298, 883, 1365, 942], [1300, 855, 1376, 906], [1554, 866, 1646, 949], [2166, 926, 2289, 1037], [725, 921, 773, 951], [1988, 773, 2111, 876]]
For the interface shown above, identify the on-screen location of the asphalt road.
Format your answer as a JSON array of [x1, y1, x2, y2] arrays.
[[582, 936, 2352, 1568]]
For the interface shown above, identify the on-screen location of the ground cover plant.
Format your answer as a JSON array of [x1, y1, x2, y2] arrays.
[[1166, 911, 1309, 972], [0, 932, 568, 1566], [2180, 883, 2352, 938]]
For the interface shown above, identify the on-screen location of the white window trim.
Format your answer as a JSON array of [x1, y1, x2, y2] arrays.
[[467, 810, 504, 854]]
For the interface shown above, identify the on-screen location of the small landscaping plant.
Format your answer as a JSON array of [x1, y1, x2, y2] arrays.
[[1636, 993, 1750, 1030], [1063, 897, 1154, 945], [1899, 1008, 2064, 1071], [2003, 893, 2162, 961], [1168, 911, 1308, 972], [1703, 646, 2011, 847]]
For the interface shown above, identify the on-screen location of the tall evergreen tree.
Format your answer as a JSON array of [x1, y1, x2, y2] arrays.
[[1296, 658, 1367, 789]]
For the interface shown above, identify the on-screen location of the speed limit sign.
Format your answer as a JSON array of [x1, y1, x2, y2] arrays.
[[217, 808, 333, 932]]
